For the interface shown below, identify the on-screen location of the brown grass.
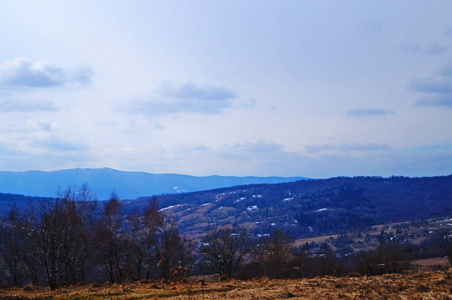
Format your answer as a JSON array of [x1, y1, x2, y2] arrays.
[[1, 269, 452, 299]]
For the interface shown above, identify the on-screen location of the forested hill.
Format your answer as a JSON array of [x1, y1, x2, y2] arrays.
[[127, 175, 452, 237], [0, 193, 50, 215], [2, 174, 452, 238]]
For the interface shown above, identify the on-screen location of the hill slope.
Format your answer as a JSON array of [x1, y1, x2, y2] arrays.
[[127, 175, 452, 237], [1, 271, 451, 299], [0, 168, 306, 200]]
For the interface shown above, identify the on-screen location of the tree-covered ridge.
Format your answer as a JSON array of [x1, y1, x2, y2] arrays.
[[129, 175, 452, 237]]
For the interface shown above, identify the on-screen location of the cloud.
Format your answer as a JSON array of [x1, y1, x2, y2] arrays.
[[0, 142, 21, 157], [345, 108, 395, 117], [223, 140, 284, 158], [36, 137, 89, 152], [404, 143, 452, 154], [174, 140, 300, 176], [236, 98, 257, 110], [26, 119, 59, 132], [415, 95, 452, 107], [436, 60, 452, 77], [399, 42, 447, 55], [409, 60, 452, 108], [0, 58, 93, 88], [161, 82, 236, 101], [124, 141, 450, 178], [445, 27, 452, 36], [408, 77, 452, 94], [0, 99, 58, 112], [0, 142, 93, 172], [123, 81, 238, 115], [360, 20, 382, 34], [305, 143, 390, 154]]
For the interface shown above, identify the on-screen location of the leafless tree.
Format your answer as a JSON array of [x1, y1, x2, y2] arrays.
[[156, 218, 183, 279], [2, 186, 97, 290], [436, 228, 452, 265], [124, 197, 164, 281], [94, 192, 125, 283], [261, 229, 293, 278], [200, 225, 252, 278]]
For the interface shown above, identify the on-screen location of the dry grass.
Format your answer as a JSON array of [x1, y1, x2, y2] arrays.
[[412, 257, 450, 271], [2, 269, 452, 299]]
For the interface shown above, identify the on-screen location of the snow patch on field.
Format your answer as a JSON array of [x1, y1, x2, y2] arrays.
[[159, 204, 183, 211]]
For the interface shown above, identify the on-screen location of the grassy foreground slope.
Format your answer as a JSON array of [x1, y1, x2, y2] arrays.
[[2, 270, 452, 299]]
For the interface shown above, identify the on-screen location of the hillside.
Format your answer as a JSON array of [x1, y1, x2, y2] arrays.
[[0, 193, 50, 217], [2, 174, 452, 239], [2, 270, 451, 299], [0, 168, 306, 200], [126, 175, 452, 238]]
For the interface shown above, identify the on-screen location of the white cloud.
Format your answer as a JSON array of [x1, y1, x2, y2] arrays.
[[116, 141, 449, 178], [409, 60, 452, 108], [26, 119, 59, 132], [0, 98, 58, 112], [436, 60, 452, 77], [161, 82, 236, 101], [445, 27, 452, 36], [346, 108, 395, 117], [360, 20, 382, 34], [36, 137, 89, 152], [399, 42, 447, 55], [305, 143, 390, 154], [0, 58, 93, 89], [122, 81, 238, 116]]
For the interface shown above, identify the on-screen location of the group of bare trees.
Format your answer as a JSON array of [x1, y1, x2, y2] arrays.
[[0, 187, 97, 289], [199, 226, 296, 279], [1, 188, 451, 289], [0, 187, 188, 289]]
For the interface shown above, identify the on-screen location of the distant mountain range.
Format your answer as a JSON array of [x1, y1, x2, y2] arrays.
[[0, 168, 307, 200]]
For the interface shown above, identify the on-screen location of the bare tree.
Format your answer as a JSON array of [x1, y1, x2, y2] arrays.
[[200, 225, 252, 278], [63, 185, 97, 284], [376, 239, 410, 273], [262, 229, 293, 278], [0, 206, 23, 286], [122, 197, 164, 281], [436, 228, 452, 265], [94, 192, 125, 283], [156, 218, 183, 280], [3, 189, 97, 290], [141, 197, 164, 279]]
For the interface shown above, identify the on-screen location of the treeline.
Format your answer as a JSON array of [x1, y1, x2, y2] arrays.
[[0, 186, 451, 289], [0, 186, 191, 289]]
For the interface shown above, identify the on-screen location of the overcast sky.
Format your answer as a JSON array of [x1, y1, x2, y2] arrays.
[[1, 1, 451, 178]]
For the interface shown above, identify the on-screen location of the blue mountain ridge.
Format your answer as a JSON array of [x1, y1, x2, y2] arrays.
[[0, 168, 307, 200]]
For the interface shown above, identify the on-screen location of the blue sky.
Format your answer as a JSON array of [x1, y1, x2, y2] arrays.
[[0, 0, 451, 178]]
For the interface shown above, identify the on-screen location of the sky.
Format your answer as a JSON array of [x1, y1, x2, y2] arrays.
[[0, 0, 452, 178]]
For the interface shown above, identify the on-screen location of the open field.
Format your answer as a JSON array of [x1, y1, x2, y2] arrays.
[[293, 217, 452, 255], [2, 269, 452, 299], [412, 257, 450, 272]]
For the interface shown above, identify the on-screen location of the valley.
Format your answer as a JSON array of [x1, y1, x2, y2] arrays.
[[1, 173, 452, 293]]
